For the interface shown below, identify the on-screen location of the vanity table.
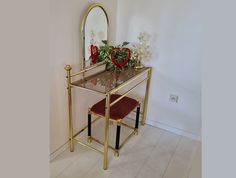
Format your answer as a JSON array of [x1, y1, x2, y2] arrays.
[[64, 2, 152, 170], [65, 62, 152, 170]]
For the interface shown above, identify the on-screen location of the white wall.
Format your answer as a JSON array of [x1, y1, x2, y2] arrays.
[[116, 0, 201, 139], [50, 0, 117, 154]]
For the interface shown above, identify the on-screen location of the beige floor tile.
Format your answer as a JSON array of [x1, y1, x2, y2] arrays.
[[125, 125, 163, 153], [56, 149, 101, 178], [135, 131, 181, 178], [108, 161, 143, 178], [136, 164, 162, 178], [50, 144, 88, 178], [82, 158, 111, 178], [163, 137, 200, 178], [188, 144, 201, 178]]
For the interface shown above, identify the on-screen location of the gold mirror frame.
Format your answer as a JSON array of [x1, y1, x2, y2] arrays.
[[80, 3, 109, 70]]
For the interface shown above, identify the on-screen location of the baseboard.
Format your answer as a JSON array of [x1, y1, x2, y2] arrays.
[[50, 141, 69, 161], [128, 112, 201, 141], [146, 119, 201, 141]]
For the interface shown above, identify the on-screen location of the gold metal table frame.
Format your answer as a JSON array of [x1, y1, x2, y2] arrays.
[[64, 62, 152, 170]]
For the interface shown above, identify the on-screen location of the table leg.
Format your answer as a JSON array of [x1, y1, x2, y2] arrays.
[[65, 65, 74, 152], [103, 93, 110, 170], [141, 68, 152, 125]]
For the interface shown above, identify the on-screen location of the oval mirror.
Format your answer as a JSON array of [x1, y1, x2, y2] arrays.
[[81, 3, 109, 70]]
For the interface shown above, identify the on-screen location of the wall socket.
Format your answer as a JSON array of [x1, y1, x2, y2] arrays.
[[169, 94, 179, 103]]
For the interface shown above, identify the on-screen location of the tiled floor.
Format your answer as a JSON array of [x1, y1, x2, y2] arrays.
[[50, 119, 201, 178]]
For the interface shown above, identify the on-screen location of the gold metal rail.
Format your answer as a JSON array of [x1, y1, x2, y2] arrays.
[[90, 136, 116, 151], [119, 130, 137, 150], [109, 68, 149, 94], [90, 121, 137, 152], [74, 139, 104, 155], [65, 65, 74, 152], [110, 78, 148, 107], [121, 122, 135, 130], [141, 68, 152, 125], [73, 116, 101, 138], [70, 61, 106, 78], [70, 84, 105, 94], [103, 93, 110, 169]]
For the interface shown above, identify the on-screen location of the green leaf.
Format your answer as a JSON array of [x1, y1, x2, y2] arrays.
[[122, 41, 129, 46], [102, 40, 108, 45]]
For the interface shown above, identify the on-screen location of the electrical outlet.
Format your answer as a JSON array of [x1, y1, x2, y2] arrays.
[[169, 94, 179, 103]]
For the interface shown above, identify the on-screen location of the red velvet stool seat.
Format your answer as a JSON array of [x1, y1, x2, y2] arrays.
[[88, 94, 141, 156], [90, 94, 139, 121]]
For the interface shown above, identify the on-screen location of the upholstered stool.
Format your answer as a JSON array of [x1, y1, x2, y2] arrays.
[[88, 94, 140, 156]]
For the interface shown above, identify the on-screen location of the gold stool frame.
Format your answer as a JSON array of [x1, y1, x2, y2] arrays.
[[87, 100, 141, 157]]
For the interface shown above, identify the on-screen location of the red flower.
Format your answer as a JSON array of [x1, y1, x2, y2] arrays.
[[90, 45, 99, 64]]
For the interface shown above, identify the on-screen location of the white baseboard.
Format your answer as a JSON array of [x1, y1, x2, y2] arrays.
[[146, 119, 201, 141], [128, 112, 201, 141], [50, 141, 69, 161]]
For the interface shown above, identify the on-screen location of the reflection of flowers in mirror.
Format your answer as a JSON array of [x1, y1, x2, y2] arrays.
[[88, 30, 98, 55], [90, 30, 97, 45]]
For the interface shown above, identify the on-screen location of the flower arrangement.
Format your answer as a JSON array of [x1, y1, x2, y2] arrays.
[[88, 31, 151, 69], [89, 40, 136, 69], [132, 32, 151, 68], [134, 32, 151, 60]]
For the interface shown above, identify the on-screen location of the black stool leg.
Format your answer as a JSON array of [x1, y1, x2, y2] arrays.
[[135, 106, 140, 135], [115, 124, 121, 157], [88, 112, 92, 143], [135, 106, 140, 129]]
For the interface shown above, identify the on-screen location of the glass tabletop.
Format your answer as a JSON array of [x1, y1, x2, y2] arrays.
[[71, 67, 149, 94]]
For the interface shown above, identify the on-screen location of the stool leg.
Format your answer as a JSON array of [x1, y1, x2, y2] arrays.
[[135, 106, 140, 135], [114, 124, 121, 157], [88, 113, 92, 143]]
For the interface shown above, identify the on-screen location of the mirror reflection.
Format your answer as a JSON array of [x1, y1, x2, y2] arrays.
[[82, 4, 108, 69]]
